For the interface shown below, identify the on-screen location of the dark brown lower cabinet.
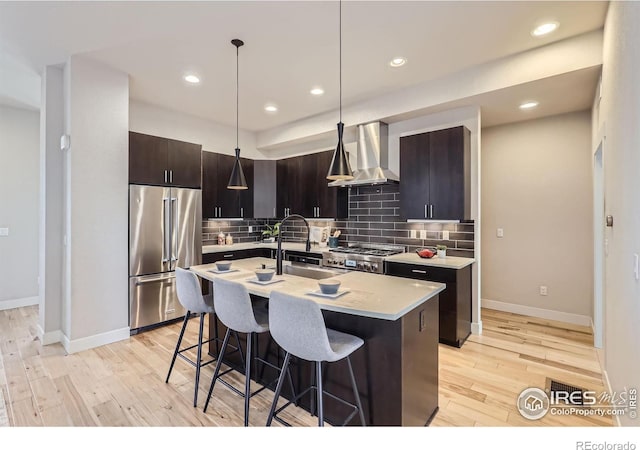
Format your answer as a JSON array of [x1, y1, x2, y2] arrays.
[[208, 294, 440, 426], [202, 248, 273, 264], [385, 262, 472, 348]]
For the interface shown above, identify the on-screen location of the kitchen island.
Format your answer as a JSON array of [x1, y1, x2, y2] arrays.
[[190, 257, 444, 426]]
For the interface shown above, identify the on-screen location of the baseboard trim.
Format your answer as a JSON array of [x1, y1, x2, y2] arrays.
[[471, 321, 482, 335], [61, 327, 130, 354], [0, 296, 39, 311], [481, 298, 592, 327], [36, 324, 63, 346], [601, 368, 621, 427]]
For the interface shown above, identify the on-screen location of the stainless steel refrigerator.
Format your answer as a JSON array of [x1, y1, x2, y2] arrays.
[[129, 185, 202, 333]]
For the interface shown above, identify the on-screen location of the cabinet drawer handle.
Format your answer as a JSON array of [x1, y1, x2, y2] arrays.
[[223, 254, 233, 258], [424, 204, 427, 218], [164, 170, 168, 184], [411, 269, 427, 274], [241, 207, 244, 218], [429, 204, 434, 218]]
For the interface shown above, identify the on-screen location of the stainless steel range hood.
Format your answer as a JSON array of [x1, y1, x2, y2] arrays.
[[329, 121, 399, 187]]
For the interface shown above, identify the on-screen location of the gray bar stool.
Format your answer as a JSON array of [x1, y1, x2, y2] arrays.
[[203, 277, 296, 426], [165, 268, 244, 407], [266, 291, 366, 427]]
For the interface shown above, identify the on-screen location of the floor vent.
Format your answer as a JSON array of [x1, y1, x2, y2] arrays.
[[546, 378, 585, 405]]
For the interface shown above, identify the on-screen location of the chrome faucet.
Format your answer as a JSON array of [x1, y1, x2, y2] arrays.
[[276, 214, 311, 275]]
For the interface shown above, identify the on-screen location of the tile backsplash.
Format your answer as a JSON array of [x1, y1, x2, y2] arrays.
[[202, 219, 265, 245], [204, 184, 474, 258]]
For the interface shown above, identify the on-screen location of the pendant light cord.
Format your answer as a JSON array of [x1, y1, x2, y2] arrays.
[[339, 0, 342, 123], [236, 43, 239, 149]]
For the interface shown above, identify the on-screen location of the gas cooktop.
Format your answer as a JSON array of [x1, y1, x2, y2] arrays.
[[329, 246, 403, 257], [323, 244, 405, 273]]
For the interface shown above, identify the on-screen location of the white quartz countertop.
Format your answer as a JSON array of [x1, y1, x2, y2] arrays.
[[384, 252, 475, 269], [190, 257, 445, 321], [202, 242, 330, 254]]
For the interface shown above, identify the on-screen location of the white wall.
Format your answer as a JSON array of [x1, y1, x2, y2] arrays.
[[62, 55, 130, 351], [0, 105, 40, 309], [129, 100, 261, 158], [38, 65, 65, 344], [596, 2, 640, 427], [481, 111, 593, 322]]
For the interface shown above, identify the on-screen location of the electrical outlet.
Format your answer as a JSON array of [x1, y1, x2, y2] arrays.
[[497, 228, 504, 238], [248, 226, 253, 233], [442, 230, 450, 240], [420, 230, 427, 239], [410, 230, 417, 239], [539, 285, 548, 296], [0, 228, 8, 236]]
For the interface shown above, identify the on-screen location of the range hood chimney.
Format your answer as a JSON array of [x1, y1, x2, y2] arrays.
[[329, 121, 399, 187]]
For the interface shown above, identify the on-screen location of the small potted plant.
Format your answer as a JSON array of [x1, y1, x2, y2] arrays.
[[436, 244, 447, 258], [262, 222, 281, 243]]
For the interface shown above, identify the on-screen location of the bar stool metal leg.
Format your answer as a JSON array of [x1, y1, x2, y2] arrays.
[[203, 328, 231, 413], [266, 351, 291, 426], [193, 312, 205, 407], [166, 311, 190, 384], [347, 356, 366, 426], [310, 366, 316, 417], [316, 361, 324, 427], [244, 332, 253, 427]]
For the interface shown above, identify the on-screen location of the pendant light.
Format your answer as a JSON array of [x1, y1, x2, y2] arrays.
[[326, 0, 354, 181], [227, 38, 248, 190]]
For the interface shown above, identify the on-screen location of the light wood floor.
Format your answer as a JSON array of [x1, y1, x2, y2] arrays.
[[0, 306, 612, 427]]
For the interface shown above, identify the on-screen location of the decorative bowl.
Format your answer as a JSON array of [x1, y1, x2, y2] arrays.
[[416, 248, 435, 259], [215, 261, 232, 271], [255, 268, 275, 282], [318, 279, 341, 295]]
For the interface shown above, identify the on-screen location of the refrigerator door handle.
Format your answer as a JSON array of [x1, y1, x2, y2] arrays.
[[171, 197, 178, 266], [162, 198, 170, 263], [134, 274, 175, 286]]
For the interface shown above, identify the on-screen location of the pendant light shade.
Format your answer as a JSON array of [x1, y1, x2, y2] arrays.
[[327, 122, 352, 181], [227, 38, 248, 190], [327, 0, 353, 181], [227, 148, 247, 190]]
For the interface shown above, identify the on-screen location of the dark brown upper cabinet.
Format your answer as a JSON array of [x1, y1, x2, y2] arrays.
[[400, 126, 470, 221], [202, 151, 254, 219], [314, 150, 348, 219], [275, 151, 347, 220], [129, 131, 202, 189], [253, 160, 277, 218]]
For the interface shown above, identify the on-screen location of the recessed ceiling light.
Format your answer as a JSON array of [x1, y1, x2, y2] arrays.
[[531, 22, 559, 37], [389, 57, 407, 68], [184, 74, 200, 84], [264, 104, 278, 113], [310, 87, 325, 96], [519, 101, 539, 110]]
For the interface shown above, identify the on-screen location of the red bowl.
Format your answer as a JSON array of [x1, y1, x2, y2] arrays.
[[415, 249, 435, 259]]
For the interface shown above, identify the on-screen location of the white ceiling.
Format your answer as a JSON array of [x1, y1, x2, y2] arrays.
[[0, 1, 607, 130]]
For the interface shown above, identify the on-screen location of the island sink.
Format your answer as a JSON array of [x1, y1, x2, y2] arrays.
[[283, 264, 343, 280]]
